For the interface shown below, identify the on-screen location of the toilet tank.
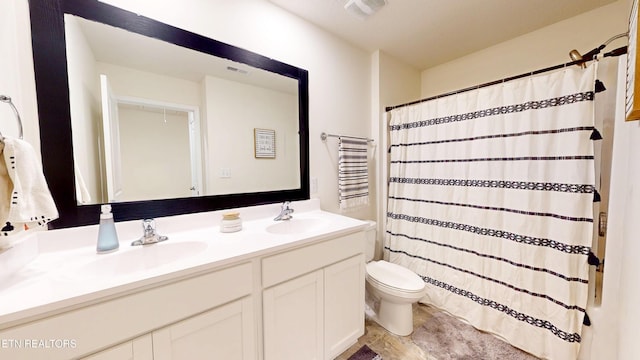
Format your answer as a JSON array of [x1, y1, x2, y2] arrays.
[[365, 220, 377, 262]]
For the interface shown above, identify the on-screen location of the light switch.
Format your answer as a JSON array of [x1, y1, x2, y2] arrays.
[[219, 168, 231, 178]]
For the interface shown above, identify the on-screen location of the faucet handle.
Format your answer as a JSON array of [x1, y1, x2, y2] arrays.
[[142, 218, 156, 238], [274, 201, 294, 221], [131, 218, 168, 246]]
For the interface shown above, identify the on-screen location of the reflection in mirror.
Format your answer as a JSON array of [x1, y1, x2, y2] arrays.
[[28, 0, 309, 228], [65, 15, 300, 205]]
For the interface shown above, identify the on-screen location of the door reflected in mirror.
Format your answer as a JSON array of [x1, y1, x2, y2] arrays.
[[65, 15, 301, 205]]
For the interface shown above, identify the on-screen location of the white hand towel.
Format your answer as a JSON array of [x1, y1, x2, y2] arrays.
[[0, 142, 11, 236], [0, 137, 58, 236], [338, 137, 369, 210]]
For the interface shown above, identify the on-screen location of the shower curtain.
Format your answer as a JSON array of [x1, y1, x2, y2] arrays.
[[385, 64, 597, 359]]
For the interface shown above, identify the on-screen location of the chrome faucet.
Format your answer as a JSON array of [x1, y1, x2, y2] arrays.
[[131, 218, 169, 246], [274, 201, 294, 221]]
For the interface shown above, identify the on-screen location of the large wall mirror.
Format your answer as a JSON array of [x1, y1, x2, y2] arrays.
[[29, 0, 309, 228]]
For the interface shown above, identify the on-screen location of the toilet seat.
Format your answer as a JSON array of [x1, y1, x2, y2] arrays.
[[366, 260, 425, 293]]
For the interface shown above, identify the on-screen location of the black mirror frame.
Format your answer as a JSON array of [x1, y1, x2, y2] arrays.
[[28, 0, 310, 228]]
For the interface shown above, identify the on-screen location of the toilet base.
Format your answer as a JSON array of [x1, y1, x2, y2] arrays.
[[365, 288, 416, 336], [364, 260, 426, 337], [377, 300, 414, 336]]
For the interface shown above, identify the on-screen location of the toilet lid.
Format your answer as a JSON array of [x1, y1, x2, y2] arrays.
[[366, 261, 425, 292]]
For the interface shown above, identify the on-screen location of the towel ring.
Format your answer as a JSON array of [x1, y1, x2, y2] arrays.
[[0, 95, 24, 140]]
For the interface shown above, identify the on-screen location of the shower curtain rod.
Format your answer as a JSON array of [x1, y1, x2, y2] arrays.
[[385, 46, 627, 112]]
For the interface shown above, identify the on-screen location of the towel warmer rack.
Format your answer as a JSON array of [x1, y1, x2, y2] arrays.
[[0, 95, 24, 140]]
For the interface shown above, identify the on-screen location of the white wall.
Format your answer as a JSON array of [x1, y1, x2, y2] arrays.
[[0, 0, 39, 150], [118, 107, 191, 201], [65, 16, 102, 203], [421, 1, 631, 98], [373, 50, 421, 258], [97, 63, 202, 108], [203, 76, 299, 195], [612, 118, 640, 359], [602, 59, 640, 360], [416, 1, 637, 359]]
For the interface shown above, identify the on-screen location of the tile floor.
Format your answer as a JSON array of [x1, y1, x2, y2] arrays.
[[336, 303, 437, 360]]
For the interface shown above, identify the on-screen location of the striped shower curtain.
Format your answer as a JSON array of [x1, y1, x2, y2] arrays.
[[385, 64, 597, 359]]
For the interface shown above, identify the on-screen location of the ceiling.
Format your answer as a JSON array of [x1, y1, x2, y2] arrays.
[[71, 15, 298, 94], [268, 0, 618, 70]]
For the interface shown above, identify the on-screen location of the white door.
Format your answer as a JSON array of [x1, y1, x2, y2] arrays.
[[100, 74, 123, 202], [188, 111, 202, 196], [113, 97, 202, 201]]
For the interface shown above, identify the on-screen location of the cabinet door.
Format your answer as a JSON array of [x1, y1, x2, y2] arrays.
[[152, 297, 256, 360], [324, 255, 365, 360], [263, 270, 324, 360], [82, 335, 152, 360]]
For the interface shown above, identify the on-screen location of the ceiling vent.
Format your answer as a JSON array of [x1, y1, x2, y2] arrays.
[[344, 0, 387, 20], [226, 66, 248, 75]]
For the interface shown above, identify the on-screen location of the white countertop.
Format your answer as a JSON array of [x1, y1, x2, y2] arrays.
[[0, 199, 367, 328]]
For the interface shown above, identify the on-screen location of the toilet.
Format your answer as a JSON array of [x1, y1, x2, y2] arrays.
[[364, 221, 426, 336]]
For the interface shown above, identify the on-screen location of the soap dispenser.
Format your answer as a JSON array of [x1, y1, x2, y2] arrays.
[[97, 204, 119, 253]]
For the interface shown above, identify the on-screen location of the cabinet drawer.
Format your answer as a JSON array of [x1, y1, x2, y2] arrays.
[[0, 262, 253, 360], [262, 231, 365, 288]]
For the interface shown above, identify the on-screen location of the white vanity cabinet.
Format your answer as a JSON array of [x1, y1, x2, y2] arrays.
[[0, 262, 255, 360], [263, 270, 324, 360], [323, 255, 365, 359], [82, 335, 153, 360], [262, 232, 365, 360], [152, 296, 256, 360], [81, 295, 256, 360], [0, 223, 365, 360]]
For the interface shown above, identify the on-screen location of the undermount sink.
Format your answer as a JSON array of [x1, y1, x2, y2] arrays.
[[77, 241, 208, 277], [266, 218, 328, 235]]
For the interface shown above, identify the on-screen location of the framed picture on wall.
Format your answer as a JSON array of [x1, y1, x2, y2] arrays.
[[626, 0, 640, 121], [254, 128, 276, 158]]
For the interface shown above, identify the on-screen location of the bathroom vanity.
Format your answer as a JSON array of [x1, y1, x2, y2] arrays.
[[0, 200, 366, 360]]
